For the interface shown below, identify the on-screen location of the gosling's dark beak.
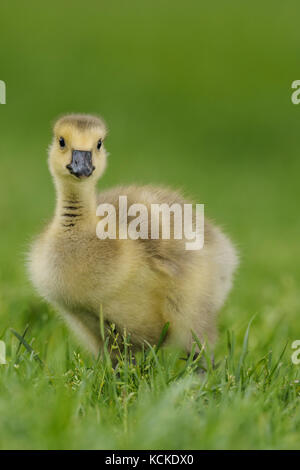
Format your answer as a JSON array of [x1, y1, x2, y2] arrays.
[[66, 150, 95, 178]]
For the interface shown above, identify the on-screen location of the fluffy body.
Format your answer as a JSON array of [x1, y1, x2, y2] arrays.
[[28, 114, 238, 356]]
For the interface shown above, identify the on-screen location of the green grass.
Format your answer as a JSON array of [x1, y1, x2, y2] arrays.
[[1, 0, 300, 449], [1, 319, 300, 450]]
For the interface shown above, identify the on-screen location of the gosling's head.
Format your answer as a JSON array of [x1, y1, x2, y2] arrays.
[[49, 114, 108, 184]]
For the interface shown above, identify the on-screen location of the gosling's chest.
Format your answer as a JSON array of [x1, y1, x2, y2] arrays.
[[31, 233, 105, 310]]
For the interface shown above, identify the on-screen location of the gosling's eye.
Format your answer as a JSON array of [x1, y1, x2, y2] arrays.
[[59, 137, 65, 148], [97, 139, 102, 150]]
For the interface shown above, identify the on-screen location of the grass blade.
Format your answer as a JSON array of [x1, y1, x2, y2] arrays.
[[10, 328, 44, 367], [155, 322, 170, 353]]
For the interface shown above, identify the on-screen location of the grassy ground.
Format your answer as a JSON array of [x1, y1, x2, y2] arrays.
[[1, 0, 300, 449]]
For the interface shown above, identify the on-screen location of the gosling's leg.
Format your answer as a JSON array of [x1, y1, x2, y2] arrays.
[[59, 308, 103, 357]]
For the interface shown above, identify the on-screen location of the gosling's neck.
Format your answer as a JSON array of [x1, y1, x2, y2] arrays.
[[53, 178, 98, 234]]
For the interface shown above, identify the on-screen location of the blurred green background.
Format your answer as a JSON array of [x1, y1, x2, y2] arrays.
[[1, 0, 300, 449]]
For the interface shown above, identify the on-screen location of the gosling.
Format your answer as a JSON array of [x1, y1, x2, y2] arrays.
[[28, 114, 238, 357]]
